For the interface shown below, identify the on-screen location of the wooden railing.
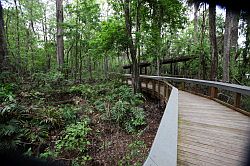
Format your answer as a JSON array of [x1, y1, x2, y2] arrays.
[[123, 74, 179, 166], [123, 75, 173, 102], [139, 75, 250, 115]]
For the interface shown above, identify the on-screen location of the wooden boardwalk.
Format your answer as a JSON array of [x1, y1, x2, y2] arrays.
[[127, 77, 250, 166], [178, 91, 250, 166]]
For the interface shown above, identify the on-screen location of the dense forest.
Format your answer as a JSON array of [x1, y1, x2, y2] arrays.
[[0, 0, 249, 165]]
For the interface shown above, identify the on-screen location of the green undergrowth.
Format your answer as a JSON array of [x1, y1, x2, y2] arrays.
[[0, 72, 147, 165]]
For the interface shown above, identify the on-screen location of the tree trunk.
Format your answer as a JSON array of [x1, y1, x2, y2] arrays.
[[14, 0, 21, 74], [193, 2, 199, 44], [104, 55, 108, 79], [79, 38, 82, 82], [223, 9, 232, 82], [157, 56, 160, 76], [43, 8, 51, 72], [0, 1, 8, 72], [230, 11, 240, 58], [56, 0, 64, 69], [123, 0, 140, 93], [88, 56, 92, 80], [209, 2, 218, 81], [199, 4, 206, 80]]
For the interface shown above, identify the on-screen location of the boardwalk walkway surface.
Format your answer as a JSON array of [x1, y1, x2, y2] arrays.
[[127, 78, 250, 166], [178, 91, 250, 166]]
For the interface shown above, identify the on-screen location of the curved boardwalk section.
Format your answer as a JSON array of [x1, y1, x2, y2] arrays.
[[178, 91, 250, 166]]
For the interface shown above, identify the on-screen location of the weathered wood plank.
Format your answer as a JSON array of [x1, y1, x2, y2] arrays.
[[178, 91, 250, 166]]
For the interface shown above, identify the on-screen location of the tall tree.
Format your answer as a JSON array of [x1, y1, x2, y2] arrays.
[[56, 0, 64, 69], [14, 0, 21, 73], [0, 0, 8, 72], [209, 1, 218, 81], [199, 3, 207, 80], [121, 0, 140, 93], [193, 2, 199, 44], [222, 8, 232, 82], [223, 8, 240, 82]]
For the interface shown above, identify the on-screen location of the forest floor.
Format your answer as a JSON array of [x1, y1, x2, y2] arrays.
[[87, 94, 165, 165], [0, 73, 165, 166]]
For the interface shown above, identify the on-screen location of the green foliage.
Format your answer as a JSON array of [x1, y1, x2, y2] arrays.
[[55, 119, 92, 165], [93, 82, 146, 133], [39, 107, 64, 129], [118, 140, 146, 166], [0, 83, 16, 103], [56, 120, 91, 152], [69, 84, 97, 100], [0, 119, 23, 150], [31, 71, 64, 89], [21, 124, 49, 144]]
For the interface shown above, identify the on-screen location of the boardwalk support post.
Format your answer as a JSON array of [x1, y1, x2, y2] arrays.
[[152, 80, 156, 96], [210, 87, 218, 98], [180, 81, 185, 90], [164, 85, 167, 100], [234, 93, 241, 108], [158, 81, 161, 99]]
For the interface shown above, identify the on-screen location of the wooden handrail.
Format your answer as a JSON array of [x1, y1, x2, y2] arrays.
[[138, 75, 250, 96], [124, 74, 250, 113]]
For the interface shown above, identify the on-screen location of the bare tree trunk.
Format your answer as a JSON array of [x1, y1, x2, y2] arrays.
[[209, 2, 218, 81], [123, 0, 140, 93], [230, 11, 240, 58], [79, 37, 82, 82], [0, 1, 8, 72], [88, 56, 92, 80], [193, 2, 199, 44], [104, 55, 108, 79], [157, 57, 160, 76], [75, 34, 78, 81], [14, 0, 21, 74], [43, 8, 51, 72], [223, 9, 232, 82], [56, 0, 64, 69], [199, 4, 206, 80]]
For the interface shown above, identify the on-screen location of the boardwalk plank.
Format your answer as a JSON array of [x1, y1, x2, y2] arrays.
[[178, 91, 250, 166]]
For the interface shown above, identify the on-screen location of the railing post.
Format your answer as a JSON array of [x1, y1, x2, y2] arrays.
[[140, 77, 143, 87], [152, 80, 156, 96], [234, 93, 241, 108], [164, 85, 167, 100], [210, 87, 218, 98], [158, 81, 161, 99], [180, 81, 185, 90]]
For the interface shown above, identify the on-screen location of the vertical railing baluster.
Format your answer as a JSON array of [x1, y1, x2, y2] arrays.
[[234, 93, 241, 108]]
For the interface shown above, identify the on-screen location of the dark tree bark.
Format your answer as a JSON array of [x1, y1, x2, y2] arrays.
[[0, 1, 8, 72], [209, 2, 218, 81], [223, 8, 232, 82], [56, 0, 64, 69]]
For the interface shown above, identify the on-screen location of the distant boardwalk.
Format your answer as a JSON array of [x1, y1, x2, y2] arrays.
[[178, 91, 250, 166]]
